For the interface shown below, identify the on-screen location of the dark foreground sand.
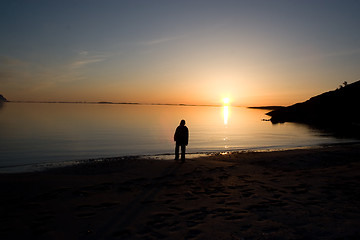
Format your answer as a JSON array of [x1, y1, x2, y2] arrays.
[[1, 144, 360, 240]]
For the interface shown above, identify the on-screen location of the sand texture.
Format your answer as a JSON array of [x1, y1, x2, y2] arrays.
[[1, 143, 360, 239]]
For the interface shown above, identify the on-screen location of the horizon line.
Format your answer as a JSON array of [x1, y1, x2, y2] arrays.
[[3, 100, 284, 109], [5, 100, 224, 107]]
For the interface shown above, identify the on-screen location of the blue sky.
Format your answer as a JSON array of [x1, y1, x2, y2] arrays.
[[1, 0, 360, 105]]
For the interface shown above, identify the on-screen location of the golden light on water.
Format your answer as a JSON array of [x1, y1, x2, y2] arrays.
[[222, 97, 230, 125], [223, 105, 229, 125]]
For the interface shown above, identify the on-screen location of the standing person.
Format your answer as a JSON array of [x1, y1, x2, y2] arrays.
[[174, 119, 189, 162]]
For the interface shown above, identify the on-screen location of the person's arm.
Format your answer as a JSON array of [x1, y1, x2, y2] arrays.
[[174, 127, 178, 142]]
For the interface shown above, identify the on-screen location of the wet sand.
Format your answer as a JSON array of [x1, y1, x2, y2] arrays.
[[1, 143, 360, 239]]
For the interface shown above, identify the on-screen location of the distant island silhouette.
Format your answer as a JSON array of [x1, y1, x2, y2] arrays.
[[267, 80, 360, 138], [1, 98, 222, 107]]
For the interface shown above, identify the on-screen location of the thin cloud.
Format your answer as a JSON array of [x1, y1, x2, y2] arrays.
[[79, 50, 89, 56], [71, 51, 109, 69], [0, 55, 27, 68], [141, 35, 183, 46], [71, 58, 106, 69], [0, 56, 28, 84], [0, 55, 84, 92]]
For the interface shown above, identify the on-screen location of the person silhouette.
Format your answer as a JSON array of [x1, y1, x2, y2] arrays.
[[174, 119, 189, 162]]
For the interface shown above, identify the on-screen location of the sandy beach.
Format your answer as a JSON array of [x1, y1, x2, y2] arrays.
[[1, 143, 360, 239]]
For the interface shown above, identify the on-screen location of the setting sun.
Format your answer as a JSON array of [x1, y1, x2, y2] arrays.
[[223, 98, 230, 105]]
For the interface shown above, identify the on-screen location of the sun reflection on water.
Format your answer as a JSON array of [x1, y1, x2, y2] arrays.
[[222, 98, 231, 149], [223, 105, 229, 125], [222, 97, 231, 126]]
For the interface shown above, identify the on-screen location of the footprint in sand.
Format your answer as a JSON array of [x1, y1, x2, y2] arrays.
[[168, 206, 183, 211], [82, 182, 113, 192], [241, 190, 255, 198], [72, 190, 90, 197], [210, 207, 232, 218], [225, 215, 244, 220], [162, 199, 175, 204], [285, 183, 310, 194], [77, 202, 119, 210], [146, 212, 175, 229], [237, 174, 251, 179], [186, 228, 202, 239], [226, 201, 241, 206], [188, 211, 208, 221], [210, 193, 230, 198], [246, 203, 270, 211], [76, 212, 96, 218], [186, 220, 201, 227], [184, 191, 199, 200], [95, 202, 119, 209], [111, 229, 132, 238], [219, 174, 230, 180]]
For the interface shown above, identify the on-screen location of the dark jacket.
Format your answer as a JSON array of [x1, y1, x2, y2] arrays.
[[174, 125, 189, 145]]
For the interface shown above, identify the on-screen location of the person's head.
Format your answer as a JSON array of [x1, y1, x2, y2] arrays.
[[180, 119, 186, 126]]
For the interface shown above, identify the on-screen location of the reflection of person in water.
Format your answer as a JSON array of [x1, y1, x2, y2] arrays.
[[174, 119, 189, 162]]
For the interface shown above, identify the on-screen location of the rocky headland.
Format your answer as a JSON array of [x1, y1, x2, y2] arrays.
[[267, 80, 360, 138], [0, 94, 8, 102]]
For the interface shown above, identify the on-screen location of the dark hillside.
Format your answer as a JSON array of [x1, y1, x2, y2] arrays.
[[267, 80, 360, 137], [0, 94, 8, 102]]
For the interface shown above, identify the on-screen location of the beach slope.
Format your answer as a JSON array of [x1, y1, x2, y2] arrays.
[[1, 144, 360, 239]]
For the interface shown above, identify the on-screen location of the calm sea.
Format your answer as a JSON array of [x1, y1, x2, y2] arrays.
[[0, 102, 355, 172]]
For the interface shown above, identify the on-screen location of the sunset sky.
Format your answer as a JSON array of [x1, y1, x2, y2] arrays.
[[1, 0, 360, 106]]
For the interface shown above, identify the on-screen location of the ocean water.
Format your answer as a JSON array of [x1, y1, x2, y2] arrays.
[[0, 102, 355, 172]]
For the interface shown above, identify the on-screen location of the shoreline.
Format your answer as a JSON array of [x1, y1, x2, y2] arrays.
[[1, 141, 359, 174], [1, 143, 360, 239]]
